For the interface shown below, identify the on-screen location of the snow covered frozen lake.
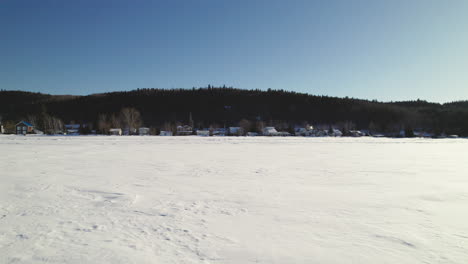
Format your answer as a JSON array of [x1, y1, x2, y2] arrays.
[[1, 135, 468, 263]]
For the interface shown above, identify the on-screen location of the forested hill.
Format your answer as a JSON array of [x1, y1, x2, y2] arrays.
[[1, 87, 468, 135]]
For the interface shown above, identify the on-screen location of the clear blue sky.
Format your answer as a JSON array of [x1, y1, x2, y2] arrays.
[[1, 0, 468, 102]]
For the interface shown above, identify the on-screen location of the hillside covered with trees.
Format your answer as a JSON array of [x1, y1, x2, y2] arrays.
[[1, 87, 468, 136]]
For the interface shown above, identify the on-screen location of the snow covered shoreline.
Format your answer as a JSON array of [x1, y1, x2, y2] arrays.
[[1, 136, 468, 263]]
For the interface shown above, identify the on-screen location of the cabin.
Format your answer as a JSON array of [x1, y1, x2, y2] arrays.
[[16, 121, 34, 135], [109, 128, 122, 136], [138, 127, 150, 136], [212, 128, 226, 136], [262, 127, 290, 136], [65, 124, 80, 135], [160, 131, 173, 136], [176, 125, 193, 136], [196, 130, 210, 136]]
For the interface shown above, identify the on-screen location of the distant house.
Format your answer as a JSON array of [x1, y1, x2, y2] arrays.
[[16, 121, 34, 135], [176, 125, 193, 136], [413, 130, 433, 138], [295, 126, 314, 136], [228, 127, 243, 136], [123, 128, 137, 136], [262, 127, 278, 136], [212, 128, 226, 136], [109, 128, 122, 136], [160, 131, 173, 136], [348, 130, 363, 137], [263, 127, 290, 136], [247, 132, 258, 136], [315, 130, 328, 137], [331, 129, 343, 137], [65, 124, 80, 135], [138, 127, 150, 136], [196, 130, 210, 136]]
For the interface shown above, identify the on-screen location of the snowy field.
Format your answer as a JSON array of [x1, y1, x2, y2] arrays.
[[1, 135, 468, 264]]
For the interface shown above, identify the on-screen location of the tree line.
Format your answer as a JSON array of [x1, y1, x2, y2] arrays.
[[1, 87, 468, 136]]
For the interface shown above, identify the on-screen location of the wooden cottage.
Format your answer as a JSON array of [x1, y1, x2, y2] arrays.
[[16, 121, 34, 135]]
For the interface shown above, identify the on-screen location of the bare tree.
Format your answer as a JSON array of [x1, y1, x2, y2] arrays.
[[161, 122, 176, 134], [239, 119, 251, 135], [3, 120, 15, 134], [98, 114, 111, 134], [27, 115, 39, 127], [40, 114, 63, 134], [119, 108, 142, 135], [255, 121, 265, 133], [110, 114, 121, 128]]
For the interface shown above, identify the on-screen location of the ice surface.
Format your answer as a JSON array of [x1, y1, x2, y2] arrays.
[[1, 135, 468, 263]]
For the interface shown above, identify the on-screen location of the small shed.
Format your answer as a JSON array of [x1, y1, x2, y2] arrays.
[[109, 128, 122, 136], [16, 121, 34, 135], [139, 127, 150, 136], [160, 131, 173, 136]]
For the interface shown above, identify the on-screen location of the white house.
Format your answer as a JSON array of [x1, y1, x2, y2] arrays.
[[196, 130, 210, 136], [176, 125, 193, 136], [109, 128, 122, 136], [263, 127, 290, 136], [160, 131, 173, 136], [138, 127, 150, 135], [262, 127, 278, 136]]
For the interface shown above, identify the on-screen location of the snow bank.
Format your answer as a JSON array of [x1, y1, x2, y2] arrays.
[[1, 136, 467, 263]]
